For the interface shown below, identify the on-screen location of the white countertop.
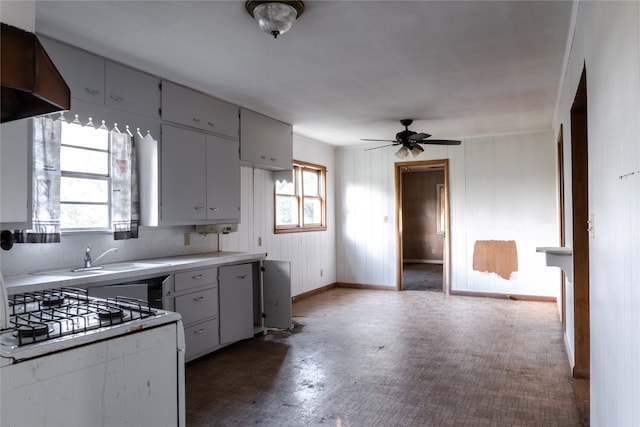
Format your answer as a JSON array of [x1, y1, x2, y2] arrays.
[[3, 251, 267, 294]]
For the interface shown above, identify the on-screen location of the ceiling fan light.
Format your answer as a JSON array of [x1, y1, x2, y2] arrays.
[[395, 146, 409, 159], [410, 146, 423, 157], [246, 1, 305, 38]]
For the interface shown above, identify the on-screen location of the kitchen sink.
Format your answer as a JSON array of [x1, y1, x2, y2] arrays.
[[32, 261, 168, 277], [32, 269, 110, 277], [100, 262, 168, 272]]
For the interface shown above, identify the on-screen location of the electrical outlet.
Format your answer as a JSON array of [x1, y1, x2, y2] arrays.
[[320, 269, 324, 277], [383, 215, 389, 223], [258, 237, 262, 247], [432, 248, 436, 254], [184, 232, 191, 246]]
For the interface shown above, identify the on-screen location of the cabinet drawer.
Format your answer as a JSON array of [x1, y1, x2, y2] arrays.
[[174, 266, 218, 291], [184, 318, 220, 360], [174, 287, 218, 325]]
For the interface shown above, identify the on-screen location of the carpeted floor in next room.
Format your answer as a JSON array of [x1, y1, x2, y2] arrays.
[[402, 262, 443, 291]]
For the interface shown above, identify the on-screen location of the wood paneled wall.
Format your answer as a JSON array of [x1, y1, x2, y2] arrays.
[[336, 130, 559, 297], [219, 135, 336, 297], [552, 2, 640, 423]]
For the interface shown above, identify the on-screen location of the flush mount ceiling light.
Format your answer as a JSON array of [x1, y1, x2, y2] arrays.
[[245, 1, 305, 38]]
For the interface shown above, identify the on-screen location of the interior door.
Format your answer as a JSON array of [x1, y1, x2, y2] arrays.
[[262, 260, 292, 330]]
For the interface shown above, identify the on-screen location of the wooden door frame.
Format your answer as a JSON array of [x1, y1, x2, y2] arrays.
[[557, 124, 566, 325], [395, 159, 451, 293], [570, 66, 590, 379]]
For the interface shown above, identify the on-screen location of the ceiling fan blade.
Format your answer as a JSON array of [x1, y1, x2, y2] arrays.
[[361, 138, 396, 142], [364, 144, 395, 151], [409, 132, 431, 141], [420, 139, 462, 146]]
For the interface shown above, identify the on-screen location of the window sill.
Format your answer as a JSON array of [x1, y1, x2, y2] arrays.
[[274, 226, 327, 234]]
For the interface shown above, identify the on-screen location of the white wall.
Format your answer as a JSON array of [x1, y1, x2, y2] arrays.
[[219, 135, 337, 297], [336, 130, 560, 297], [553, 1, 640, 424]]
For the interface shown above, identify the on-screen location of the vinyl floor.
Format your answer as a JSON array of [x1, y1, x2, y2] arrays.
[[186, 288, 589, 427]]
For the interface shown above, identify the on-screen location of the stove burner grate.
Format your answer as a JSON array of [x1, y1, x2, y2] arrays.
[[40, 292, 66, 308], [16, 323, 49, 342], [4, 288, 160, 346], [97, 306, 124, 324]]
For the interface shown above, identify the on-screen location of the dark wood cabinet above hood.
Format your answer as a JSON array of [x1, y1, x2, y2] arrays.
[[1, 23, 70, 123]]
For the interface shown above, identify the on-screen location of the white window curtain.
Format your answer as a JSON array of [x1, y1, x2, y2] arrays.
[[14, 116, 62, 243], [15, 114, 142, 242], [111, 128, 139, 240]]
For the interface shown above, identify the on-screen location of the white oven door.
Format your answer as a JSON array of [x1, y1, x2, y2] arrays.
[[1, 322, 183, 427]]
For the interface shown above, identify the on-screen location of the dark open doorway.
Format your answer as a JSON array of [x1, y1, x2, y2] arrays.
[[395, 160, 450, 292]]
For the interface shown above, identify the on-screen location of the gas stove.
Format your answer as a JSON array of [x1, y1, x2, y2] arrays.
[[0, 287, 181, 365]]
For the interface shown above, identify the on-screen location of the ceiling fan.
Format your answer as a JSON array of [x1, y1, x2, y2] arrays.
[[362, 119, 461, 158]]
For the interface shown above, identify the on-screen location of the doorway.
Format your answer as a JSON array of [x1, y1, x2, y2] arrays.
[[570, 66, 590, 379], [395, 159, 450, 293]]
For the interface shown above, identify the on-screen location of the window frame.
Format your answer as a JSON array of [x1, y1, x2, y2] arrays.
[[275, 160, 327, 234], [59, 122, 113, 232]]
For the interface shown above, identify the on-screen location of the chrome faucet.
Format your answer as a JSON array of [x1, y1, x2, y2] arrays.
[[84, 247, 118, 269]]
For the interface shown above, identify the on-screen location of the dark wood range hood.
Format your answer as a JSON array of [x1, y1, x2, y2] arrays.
[[1, 23, 70, 123]]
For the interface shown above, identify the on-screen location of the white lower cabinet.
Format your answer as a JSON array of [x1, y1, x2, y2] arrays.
[[183, 319, 219, 360], [219, 263, 254, 345], [171, 267, 220, 362], [170, 261, 291, 362]]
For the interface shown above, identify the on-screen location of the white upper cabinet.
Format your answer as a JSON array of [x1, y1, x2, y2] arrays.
[[160, 124, 240, 225], [40, 36, 105, 105], [105, 62, 160, 118], [206, 135, 241, 222], [239, 108, 292, 170], [160, 125, 208, 224], [39, 36, 160, 119], [161, 81, 239, 140], [0, 118, 31, 229]]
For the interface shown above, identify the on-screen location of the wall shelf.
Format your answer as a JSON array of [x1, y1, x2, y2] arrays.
[[536, 247, 573, 282]]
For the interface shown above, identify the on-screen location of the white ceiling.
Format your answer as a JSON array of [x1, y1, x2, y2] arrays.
[[34, 0, 573, 147]]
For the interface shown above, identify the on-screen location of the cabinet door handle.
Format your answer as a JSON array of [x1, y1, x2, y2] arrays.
[[109, 94, 124, 102], [270, 158, 276, 162], [209, 207, 220, 212], [85, 87, 99, 96], [237, 275, 248, 279], [260, 155, 267, 160], [207, 122, 215, 127], [193, 296, 204, 302], [194, 206, 204, 211], [192, 118, 201, 123], [192, 274, 203, 280], [193, 328, 205, 335]]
